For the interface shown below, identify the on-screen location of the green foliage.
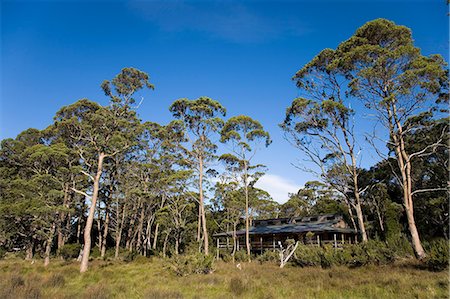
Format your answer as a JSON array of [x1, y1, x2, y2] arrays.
[[169, 252, 215, 276], [59, 243, 81, 260], [233, 250, 248, 262], [122, 250, 139, 263], [256, 250, 279, 263], [292, 240, 403, 268], [424, 239, 449, 271]]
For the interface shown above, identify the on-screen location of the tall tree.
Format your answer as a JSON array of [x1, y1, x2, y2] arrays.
[[169, 97, 226, 256], [53, 68, 153, 272], [333, 19, 448, 258], [220, 115, 271, 260], [280, 48, 369, 242]]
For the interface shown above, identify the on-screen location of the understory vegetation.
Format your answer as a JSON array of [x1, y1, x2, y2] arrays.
[[0, 257, 447, 299]]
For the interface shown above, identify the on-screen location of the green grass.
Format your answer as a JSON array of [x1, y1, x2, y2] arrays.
[[0, 257, 447, 298]]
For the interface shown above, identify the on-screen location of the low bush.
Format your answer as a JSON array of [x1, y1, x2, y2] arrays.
[[233, 250, 248, 262], [122, 250, 138, 262], [256, 250, 279, 263], [169, 252, 214, 276], [424, 239, 449, 271], [292, 240, 400, 268], [59, 243, 81, 260]]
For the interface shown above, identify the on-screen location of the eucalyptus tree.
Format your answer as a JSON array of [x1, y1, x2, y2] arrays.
[[331, 19, 448, 258], [220, 115, 271, 259], [169, 97, 226, 256], [53, 68, 153, 272], [0, 129, 46, 259], [280, 48, 369, 242], [0, 129, 75, 264]]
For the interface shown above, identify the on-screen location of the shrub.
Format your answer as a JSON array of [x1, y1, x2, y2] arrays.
[[169, 253, 214, 276], [386, 235, 414, 257], [233, 250, 248, 262], [256, 250, 279, 263], [123, 250, 138, 262], [59, 243, 81, 260], [424, 239, 449, 271], [219, 251, 233, 263], [292, 240, 399, 268], [292, 244, 322, 267]]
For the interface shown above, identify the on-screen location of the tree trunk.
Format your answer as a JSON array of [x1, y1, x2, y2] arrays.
[[162, 231, 170, 258], [244, 161, 251, 261], [115, 203, 127, 259], [80, 152, 105, 273], [390, 105, 426, 259], [25, 238, 35, 260], [152, 223, 160, 250], [57, 183, 70, 253], [96, 204, 102, 250], [101, 204, 110, 258], [199, 156, 209, 255], [143, 217, 153, 256], [44, 222, 56, 267], [136, 206, 146, 254]]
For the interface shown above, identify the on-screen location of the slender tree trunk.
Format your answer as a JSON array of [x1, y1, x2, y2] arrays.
[[175, 237, 179, 255], [126, 204, 138, 251], [351, 167, 368, 242], [199, 156, 209, 255], [44, 222, 56, 267], [232, 222, 237, 263], [76, 215, 82, 244], [162, 231, 170, 258], [80, 152, 105, 273], [197, 204, 202, 243], [57, 183, 70, 253], [25, 237, 35, 260], [136, 206, 146, 254], [101, 204, 110, 258], [143, 217, 153, 256], [115, 203, 127, 259], [96, 203, 102, 250], [244, 162, 251, 261], [389, 105, 425, 259], [152, 223, 160, 250], [64, 212, 71, 245]]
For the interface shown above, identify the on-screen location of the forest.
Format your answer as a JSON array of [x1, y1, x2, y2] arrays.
[[0, 17, 448, 286]]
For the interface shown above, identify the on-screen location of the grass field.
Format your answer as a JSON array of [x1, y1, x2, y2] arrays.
[[0, 257, 448, 299]]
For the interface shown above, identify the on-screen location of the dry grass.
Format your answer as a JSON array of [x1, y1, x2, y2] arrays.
[[0, 258, 447, 298]]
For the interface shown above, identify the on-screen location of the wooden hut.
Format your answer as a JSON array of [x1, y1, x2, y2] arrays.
[[214, 214, 358, 253]]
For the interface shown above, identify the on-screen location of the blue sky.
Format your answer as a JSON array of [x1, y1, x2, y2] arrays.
[[1, 0, 448, 203]]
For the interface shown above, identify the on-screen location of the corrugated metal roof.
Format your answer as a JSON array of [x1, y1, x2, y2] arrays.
[[213, 220, 357, 237]]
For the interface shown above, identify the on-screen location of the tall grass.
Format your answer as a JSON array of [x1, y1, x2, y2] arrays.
[[0, 257, 447, 298]]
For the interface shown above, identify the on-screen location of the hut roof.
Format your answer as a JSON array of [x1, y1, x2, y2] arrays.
[[213, 214, 356, 237]]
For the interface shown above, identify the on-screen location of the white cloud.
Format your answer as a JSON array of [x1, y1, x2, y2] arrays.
[[254, 174, 301, 204]]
